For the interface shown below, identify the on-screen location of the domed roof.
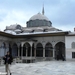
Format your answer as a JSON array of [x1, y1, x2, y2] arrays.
[[29, 13, 49, 21], [5, 30, 16, 35]]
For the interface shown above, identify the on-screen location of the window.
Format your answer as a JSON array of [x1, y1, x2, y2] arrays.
[[72, 52, 75, 58], [16, 25, 21, 29], [72, 42, 75, 49]]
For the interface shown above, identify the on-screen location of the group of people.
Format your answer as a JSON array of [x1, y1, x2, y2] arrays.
[[3, 51, 13, 75]]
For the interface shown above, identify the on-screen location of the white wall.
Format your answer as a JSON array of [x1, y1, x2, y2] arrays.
[[65, 36, 75, 60], [65, 36, 75, 48]]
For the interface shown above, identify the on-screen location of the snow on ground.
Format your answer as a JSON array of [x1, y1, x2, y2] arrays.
[[0, 61, 75, 75]]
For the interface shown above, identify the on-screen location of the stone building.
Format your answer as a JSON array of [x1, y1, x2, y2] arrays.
[[0, 8, 75, 63]]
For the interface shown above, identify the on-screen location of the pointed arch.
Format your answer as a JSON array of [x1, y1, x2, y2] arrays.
[[12, 43, 18, 57], [23, 42, 31, 56], [45, 42, 53, 57], [36, 43, 43, 57], [55, 42, 65, 60], [0, 42, 6, 57]]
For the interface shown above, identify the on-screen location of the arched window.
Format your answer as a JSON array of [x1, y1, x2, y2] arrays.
[[2, 43, 6, 48], [16, 25, 21, 29], [72, 42, 75, 49], [0, 43, 6, 57]]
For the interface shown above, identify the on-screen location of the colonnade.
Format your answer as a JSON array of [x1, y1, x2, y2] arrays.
[[0, 41, 65, 61], [17, 41, 55, 59]]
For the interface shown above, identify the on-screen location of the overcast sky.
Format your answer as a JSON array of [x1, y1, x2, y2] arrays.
[[0, 0, 75, 31]]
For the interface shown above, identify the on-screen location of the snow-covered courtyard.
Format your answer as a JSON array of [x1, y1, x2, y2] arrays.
[[0, 61, 75, 75]]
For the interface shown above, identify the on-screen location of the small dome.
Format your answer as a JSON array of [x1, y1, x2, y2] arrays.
[[5, 30, 16, 35], [29, 13, 49, 21]]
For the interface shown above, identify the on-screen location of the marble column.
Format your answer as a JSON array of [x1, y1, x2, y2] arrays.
[[31, 47, 32, 57], [53, 48, 55, 59], [21, 47, 23, 58], [18, 47, 19, 57], [43, 48, 45, 57]]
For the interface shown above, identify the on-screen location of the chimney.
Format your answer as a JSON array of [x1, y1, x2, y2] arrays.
[[74, 28, 75, 32]]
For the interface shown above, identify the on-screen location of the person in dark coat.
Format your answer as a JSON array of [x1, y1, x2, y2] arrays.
[[3, 51, 13, 75]]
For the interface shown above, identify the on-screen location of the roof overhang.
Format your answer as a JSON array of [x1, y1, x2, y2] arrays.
[[0, 31, 69, 38], [15, 31, 69, 38], [0, 31, 14, 38]]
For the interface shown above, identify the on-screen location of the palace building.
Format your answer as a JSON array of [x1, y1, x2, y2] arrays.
[[0, 7, 75, 63]]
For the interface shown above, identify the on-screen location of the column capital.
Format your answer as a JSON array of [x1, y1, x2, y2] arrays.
[[21, 42, 25, 47]]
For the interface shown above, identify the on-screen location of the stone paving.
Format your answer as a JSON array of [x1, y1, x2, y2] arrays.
[[0, 61, 75, 75]]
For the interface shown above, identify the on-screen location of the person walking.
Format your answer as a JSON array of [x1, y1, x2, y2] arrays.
[[3, 51, 13, 75]]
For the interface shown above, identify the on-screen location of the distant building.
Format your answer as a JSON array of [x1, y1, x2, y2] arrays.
[[0, 8, 75, 63]]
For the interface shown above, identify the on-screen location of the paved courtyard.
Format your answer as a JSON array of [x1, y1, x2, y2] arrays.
[[0, 61, 75, 75]]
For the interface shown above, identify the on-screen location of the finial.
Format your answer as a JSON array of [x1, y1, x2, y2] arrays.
[[42, 4, 44, 15]]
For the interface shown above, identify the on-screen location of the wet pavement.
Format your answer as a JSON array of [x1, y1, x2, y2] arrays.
[[0, 61, 75, 75]]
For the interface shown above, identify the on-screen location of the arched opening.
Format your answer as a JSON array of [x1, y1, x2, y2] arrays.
[[32, 43, 34, 56], [0, 42, 6, 57], [55, 42, 65, 60], [23, 43, 31, 57], [23, 44, 26, 56], [36, 43, 43, 57], [45, 43, 53, 57], [12, 43, 18, 57]]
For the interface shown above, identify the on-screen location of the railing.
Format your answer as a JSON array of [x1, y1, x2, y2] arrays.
[[12, 58, 22, 63], [22, 57, 35, 60]]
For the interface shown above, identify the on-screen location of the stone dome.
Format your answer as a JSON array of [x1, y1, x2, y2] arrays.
[[29, 13, 49, 21], [27, 13, 52, 27]]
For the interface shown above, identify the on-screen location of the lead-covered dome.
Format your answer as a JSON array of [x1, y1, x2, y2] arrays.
[[27, 13, 52, 27], [29, 13, 49, 21]]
